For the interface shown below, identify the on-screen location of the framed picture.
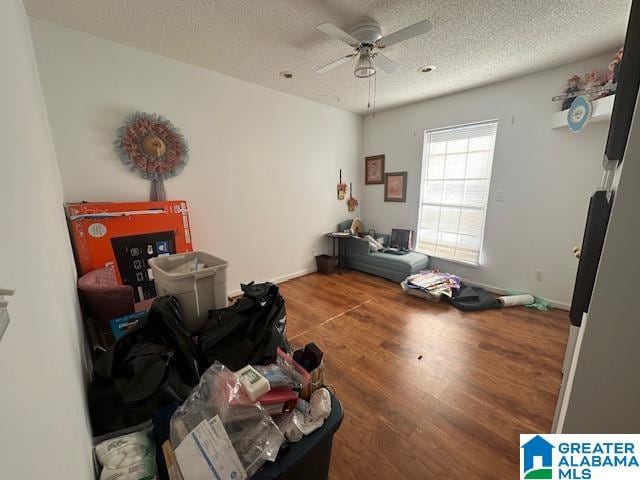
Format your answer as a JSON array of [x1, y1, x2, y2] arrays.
[[365, 155, 385, 185], [384, 172, 407, 202]]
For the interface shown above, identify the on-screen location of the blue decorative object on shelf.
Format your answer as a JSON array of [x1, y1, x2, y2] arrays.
[[567, 95, 592, 133]]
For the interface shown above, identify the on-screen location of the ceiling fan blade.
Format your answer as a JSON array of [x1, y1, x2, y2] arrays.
[[377, 19, 432, 48], [317, 22, 360, 47], [374, 53, 400, 74], [315, 54, 355, 74]]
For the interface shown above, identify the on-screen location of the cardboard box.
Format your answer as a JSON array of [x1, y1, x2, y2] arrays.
[[66, 201, 193, 301], [163, 440, 185, 480]]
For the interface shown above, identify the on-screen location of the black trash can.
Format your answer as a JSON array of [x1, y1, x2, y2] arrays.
[[315, 255, 336, 275]]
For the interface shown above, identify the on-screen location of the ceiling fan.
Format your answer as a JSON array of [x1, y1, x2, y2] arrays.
[[315, 19, 432, 78]]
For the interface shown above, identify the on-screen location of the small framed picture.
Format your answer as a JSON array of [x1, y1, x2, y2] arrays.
[[365, 155, 385, 185], [384, 172, 407, 202], [368, 229, 376, 238]]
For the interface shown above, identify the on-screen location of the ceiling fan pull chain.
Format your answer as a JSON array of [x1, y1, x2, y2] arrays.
[[367, 74, 371, 109], [373, 73, 377, 117]]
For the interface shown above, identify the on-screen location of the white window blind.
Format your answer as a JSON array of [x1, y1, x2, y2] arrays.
[[417, 120, 498, 265]]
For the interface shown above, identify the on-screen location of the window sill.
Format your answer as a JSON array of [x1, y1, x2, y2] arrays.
[[417, 251, 481, 269]]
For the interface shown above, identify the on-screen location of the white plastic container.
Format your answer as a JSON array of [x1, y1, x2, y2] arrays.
[[235, 365, 271, 402], [148, 251, 228, 332]]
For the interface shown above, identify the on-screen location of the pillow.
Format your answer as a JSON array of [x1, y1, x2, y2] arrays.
[[363, 235, 384, 252]]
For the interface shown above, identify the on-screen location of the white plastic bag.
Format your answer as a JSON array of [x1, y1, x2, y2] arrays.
[[95, 429, 156, 480], [309, 387, 331, 422], [274, 411, 305, 442], [275, 388, 332, 442], [170, 362, 285, 478]]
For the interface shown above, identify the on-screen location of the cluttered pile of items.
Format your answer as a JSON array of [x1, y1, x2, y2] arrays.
[[90, 282, 338, 480], [66, 201, 341, 480], [401, 269, 549, 311], [401, 270, 461, 301], [555, 47, 623, 111]]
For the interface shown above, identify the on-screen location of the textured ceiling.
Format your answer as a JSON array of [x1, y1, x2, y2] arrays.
[[25, 0, 631, 114]]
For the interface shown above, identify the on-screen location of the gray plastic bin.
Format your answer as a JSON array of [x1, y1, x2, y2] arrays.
[[148, 251, 228, 332]]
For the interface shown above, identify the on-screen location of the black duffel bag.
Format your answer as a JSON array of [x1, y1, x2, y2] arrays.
[[198, 282, 290, 370], [88, 296, 203, 435]]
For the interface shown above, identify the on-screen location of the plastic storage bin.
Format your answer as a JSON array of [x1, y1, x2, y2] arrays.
[[254, 394, 343, 480], [148, 251, 228, 332]]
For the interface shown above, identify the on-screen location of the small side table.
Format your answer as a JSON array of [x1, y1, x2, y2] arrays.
[[325, 232, 352, 273]]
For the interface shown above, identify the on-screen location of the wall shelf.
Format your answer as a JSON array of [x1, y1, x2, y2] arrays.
[[551, 94, 615, 129]]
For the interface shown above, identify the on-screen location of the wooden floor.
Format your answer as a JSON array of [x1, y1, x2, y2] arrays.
[[278, 271, 570, 479]]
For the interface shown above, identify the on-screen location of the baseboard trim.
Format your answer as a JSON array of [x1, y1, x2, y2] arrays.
[[459, 277, 571, 311], [228, 267, 317, 298], [227, 269, 571, 310]]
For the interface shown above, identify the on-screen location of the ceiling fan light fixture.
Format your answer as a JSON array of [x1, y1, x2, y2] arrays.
[[354, 54, 376, 78]]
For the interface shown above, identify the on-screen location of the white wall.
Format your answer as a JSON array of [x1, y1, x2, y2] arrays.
[[560, 92, 640, 433], [0, 2, 93, 478], [29, 18, 363, 294], [362, 56, 613, 306]]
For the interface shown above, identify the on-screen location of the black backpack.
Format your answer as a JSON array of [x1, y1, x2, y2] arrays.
[[198, 282, 290, 371]]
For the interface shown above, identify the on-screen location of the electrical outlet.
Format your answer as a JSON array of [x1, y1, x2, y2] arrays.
[[535, 269, 544, 282], [495, 190, 504, 202]]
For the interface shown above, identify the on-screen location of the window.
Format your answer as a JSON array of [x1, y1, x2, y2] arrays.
[[417, 120, 498, 265]]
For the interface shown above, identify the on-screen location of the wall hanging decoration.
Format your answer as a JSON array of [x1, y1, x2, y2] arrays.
[[347, 182, 359, 212], [365, 154, 385, 184], [567, 95, 592, 133], [384, 172, 407, 202], [114, 112, 189, 200], [337, 169, 347, 200]]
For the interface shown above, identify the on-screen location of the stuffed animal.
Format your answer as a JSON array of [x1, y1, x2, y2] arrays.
[[603, 61, 618, 96], [603, 47, 624, 97], [562, 75, 583, 110], [613, 47, 624, 84], [605, 61, 617, 85], [583, 69, 604, 101]]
